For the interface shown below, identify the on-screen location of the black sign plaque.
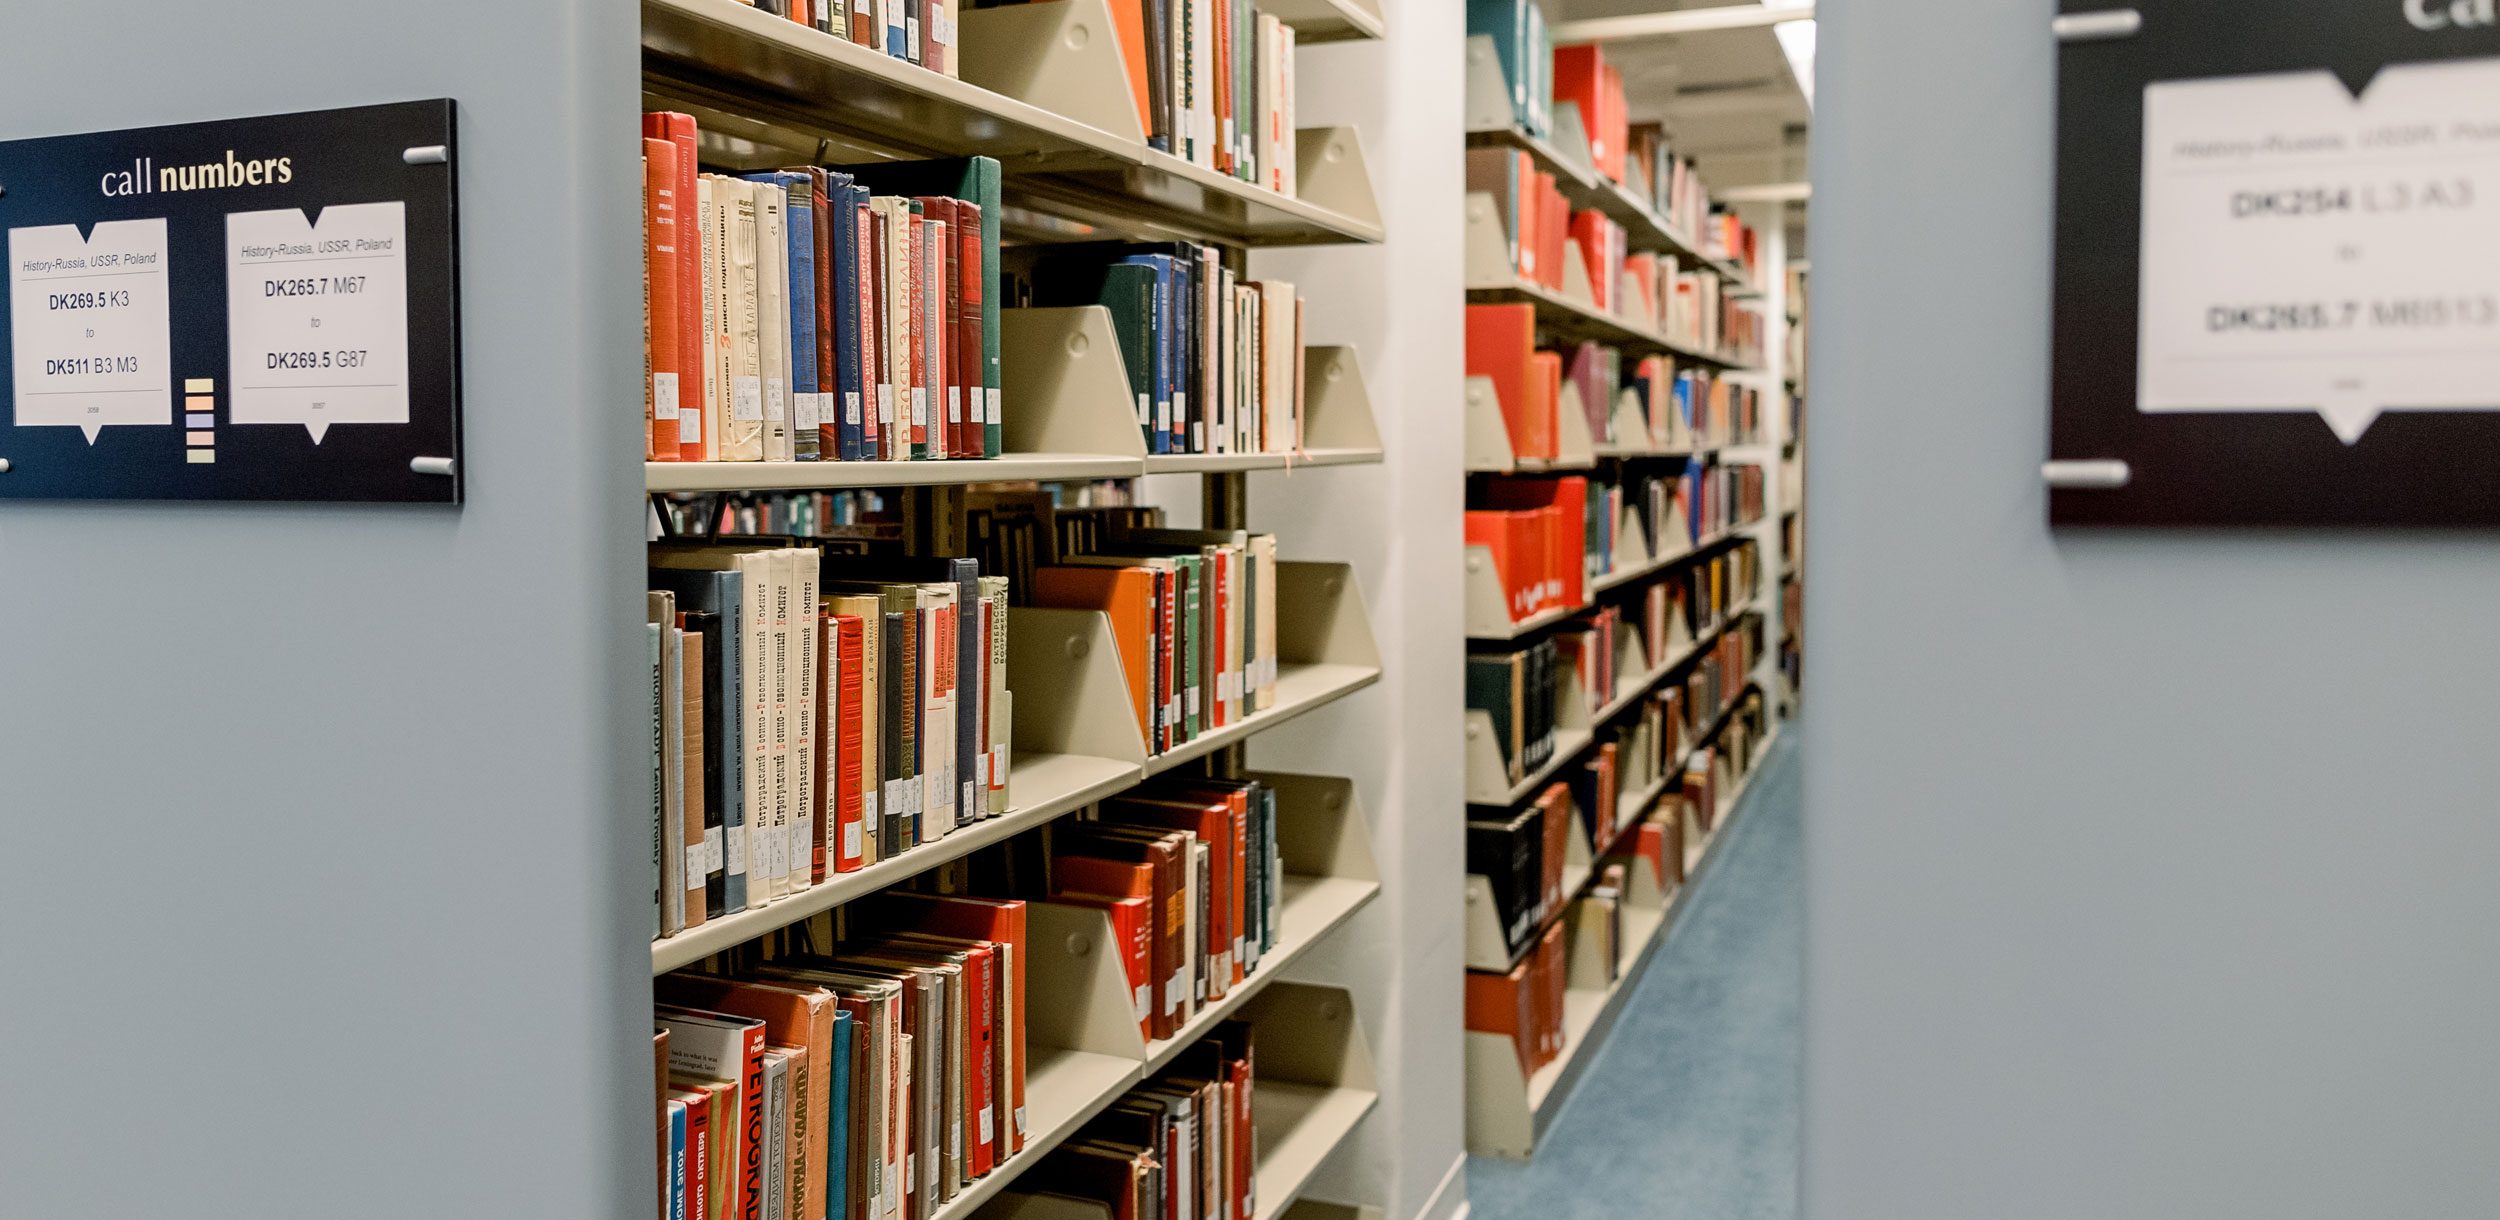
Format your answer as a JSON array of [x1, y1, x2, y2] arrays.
[[0, 100, 460, 503], [2050, 3, 2500, 525]]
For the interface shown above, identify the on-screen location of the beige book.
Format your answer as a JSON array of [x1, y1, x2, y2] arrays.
[[788, 546, 819, 892], [1258, 281, 1295, 453], [1251, 533, 1278, 710], [754, 180, 794, 462], [870, 197, 910, 458], [681, 632, 707, 927], [979, 575, 1010, 815], [724, 178, 766, 461]]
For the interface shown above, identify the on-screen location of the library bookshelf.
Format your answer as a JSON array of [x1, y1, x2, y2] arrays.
[[1456, 0, 1801, 1165], [636, 1, 1398, 1217]]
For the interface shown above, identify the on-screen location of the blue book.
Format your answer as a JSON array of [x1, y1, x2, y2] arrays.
[[750, 172, 822, 461], [828, 174, 866, 461], [667, 1100, 687, 1220], [1468, 0, 1534, 133], [825, 1009, 852, 1210]]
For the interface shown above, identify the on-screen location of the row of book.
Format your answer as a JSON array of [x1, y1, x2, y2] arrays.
[[1468, 633, 1561, 789], [1687, 460, 1767, 544], [1466, 808, 1679, 1077], [1010, 240, 1308, 458], [1465, 304, 1759, 462], [646, 544, 1013, 939], [1091, 0, 1301, 190], [997, 1022, 1259, 1220], [642, 114, 1005, 464], [1029, 523, 1282, 757], [739, 0, 969, 76], [653, 889, 1031, 1220]]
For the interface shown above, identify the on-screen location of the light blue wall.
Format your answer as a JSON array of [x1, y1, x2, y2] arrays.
[[1803, 2, 2500, 1217], [0, 3, 646, 1216]]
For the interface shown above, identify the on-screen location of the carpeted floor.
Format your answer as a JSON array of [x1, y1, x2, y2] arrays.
[[1466, 733, 1801, 1220]]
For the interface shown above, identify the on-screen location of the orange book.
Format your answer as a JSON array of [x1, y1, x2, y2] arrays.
[[1553, 45, 1625, 184], [1031, 565, 1157, 743], [1535, 783, 1572, 914], [1056, 849, 1179, 1040], [1527, 349, 1562, 461], [1464, 957, 1540, 1075], [1102, 0, 1155, 142], [1466, 304, 1549, 461]]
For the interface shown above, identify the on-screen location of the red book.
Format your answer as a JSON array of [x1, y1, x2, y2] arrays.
[[830, 614, 865, 871], [910, 199, 954, 458], [954, 202, 984, 458], [1465, 304, 1547, 461], [668, 1087, 711, 1220], [642, 112, 705, 463], [849, 0, 875, 46], [808, 168, 838, 463], [1207, 548, 1230, 729], [643, 138, 684, 461], [1059, 844, 1183, 1036], [1553, 45, 1624, 184], [1464, 957, 1540, 1075], [1571, 210, 1613, 312]]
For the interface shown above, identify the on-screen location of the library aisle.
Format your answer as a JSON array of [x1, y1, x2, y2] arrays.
[[1468, 733, 1799, 1220]]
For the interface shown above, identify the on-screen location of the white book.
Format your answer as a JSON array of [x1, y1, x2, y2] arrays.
[[874, 197, 911, 458], [763, 548, 795, 899], [724, 178, 766, 461], [754, 179, 794, 462], [921, 215, 946, 458], [761, 1049, 792, 1220], [1278, 22, 1297, 196], [788, 546, 820, 892], [1258, 280, 1294, 453]]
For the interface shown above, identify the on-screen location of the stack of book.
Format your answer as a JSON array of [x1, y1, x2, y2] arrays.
[[1001, 1021, 1259, 1220], [1552, 605, 1619, 713], [1466, 476, 1590, 624], [1467, 636, 1561, 786], [652, 889, 1031, 1220], [1031, 523, 1281, 756], [643, 114, 1003, 465], [1088, 0, 1302, 190], [1675, 461, 1765, 545], [646, 544, 1013, 941], [1015, 240, 1306, 457], [1465, 303, 1561, 461], [1552, 44, 1628, 186], [1626, 122, 1708, 239]]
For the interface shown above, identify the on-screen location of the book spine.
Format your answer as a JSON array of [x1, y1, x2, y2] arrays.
[[643, 139, 683, 460]]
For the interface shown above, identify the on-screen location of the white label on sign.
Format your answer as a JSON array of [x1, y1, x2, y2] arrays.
[[724, 825, 747, 877], [702, 826, 723, 875], [987, 387, 1001, 428], [843, 820, 862, 857], [9, 218, 173, 442], [732, 375, 763, 422], [2139, 59, 2500, 444], [226, 203, 409, 443]]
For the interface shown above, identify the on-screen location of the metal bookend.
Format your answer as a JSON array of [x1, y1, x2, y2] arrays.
[[1463, 34, 1521, 132], [1276, 561, 1382, 672], [1006, 606, 1152, 766], [1549, 101, 1598, 182], [1252, 771, 1382, 887], [1298, 347, 1383, 458], [958, 0, 1150, 145], [999, 306, 1151, 462], [1463, 375, 1522, 473], [1235, 982, 1381, 1208], [1024, 901, 1156, 1061], [1551, 379, 1597, 469], [1464, 544, 1529, 639], [1557, 234, 1603, 315], [1292, 127, 1381, 232]]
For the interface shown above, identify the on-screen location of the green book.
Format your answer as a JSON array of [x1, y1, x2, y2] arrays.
[[1097, 263, 1159, 442]]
